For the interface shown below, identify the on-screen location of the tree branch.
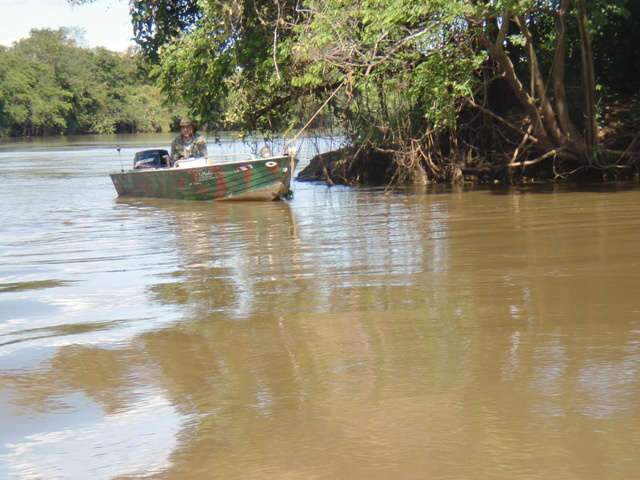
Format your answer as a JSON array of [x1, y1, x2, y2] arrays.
[[508, 148, 559, 168], [481, 35, 553, 150], [552, 0, 582, 141], [273, 0, 281, 80], [515, 15, 563, 144], [575, 0, 598, 148]]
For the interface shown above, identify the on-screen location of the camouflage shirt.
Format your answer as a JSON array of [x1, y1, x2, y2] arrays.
[[170, 134, 208, 162]]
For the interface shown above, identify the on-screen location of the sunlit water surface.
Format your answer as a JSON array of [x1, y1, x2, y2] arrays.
[[1, 134, 640, 479]]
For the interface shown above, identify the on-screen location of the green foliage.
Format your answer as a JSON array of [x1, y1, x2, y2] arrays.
[[125, 0, 639, 149], [0, 28, 179, 137], [590, 0, 640, 95], [142, 0, 487, 137], [288, 0, 489, 141], [149, 0, 314, 133], [131, 0, 202, 61]]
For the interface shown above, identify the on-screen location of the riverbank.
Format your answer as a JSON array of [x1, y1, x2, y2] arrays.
[[299, 136, 640, 186]]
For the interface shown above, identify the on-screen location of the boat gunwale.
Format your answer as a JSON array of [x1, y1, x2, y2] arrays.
[[110, 154, 292, 177]]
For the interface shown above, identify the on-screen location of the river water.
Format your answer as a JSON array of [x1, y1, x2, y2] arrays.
[[1, 134, 639, 479]]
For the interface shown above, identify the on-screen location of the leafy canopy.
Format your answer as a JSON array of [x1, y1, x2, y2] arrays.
[[0, 28, 181, 136]]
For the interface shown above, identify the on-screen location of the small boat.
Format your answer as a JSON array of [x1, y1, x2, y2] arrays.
[[110, 149, 298, 201]]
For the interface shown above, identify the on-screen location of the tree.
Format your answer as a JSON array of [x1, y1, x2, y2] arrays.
[[290, 0, 636, 180], [130, 0, 202, 60], [147, 0, 321, 133], [74, 0, 640, 182], [0, 34, 71, 136], [0, 28, 179, 136]]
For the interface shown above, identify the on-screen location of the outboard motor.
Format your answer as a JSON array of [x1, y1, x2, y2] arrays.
[[133, 149, 170, 169]]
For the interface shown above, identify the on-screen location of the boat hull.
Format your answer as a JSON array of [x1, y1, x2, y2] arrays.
[[110, 156, 296, 201]]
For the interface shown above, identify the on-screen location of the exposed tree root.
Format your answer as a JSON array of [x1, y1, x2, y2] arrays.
[[298, 114, 640, 187]]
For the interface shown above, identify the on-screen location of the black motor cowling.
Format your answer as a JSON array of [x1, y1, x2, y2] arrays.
[[133, 149, 170, 169]]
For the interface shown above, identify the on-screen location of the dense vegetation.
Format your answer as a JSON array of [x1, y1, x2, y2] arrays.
[[0, 28, 179, 137], [115, 0, 640, 183]]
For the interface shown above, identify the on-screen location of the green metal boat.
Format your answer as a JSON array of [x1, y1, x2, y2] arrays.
[[110, 152, 297, 201]]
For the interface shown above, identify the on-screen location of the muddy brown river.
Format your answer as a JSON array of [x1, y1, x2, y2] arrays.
[[1, 135, 639, 479]]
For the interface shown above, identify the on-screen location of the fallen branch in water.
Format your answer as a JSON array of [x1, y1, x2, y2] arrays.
[[508, 149, 559, 168], [510, 125, 534, 165]]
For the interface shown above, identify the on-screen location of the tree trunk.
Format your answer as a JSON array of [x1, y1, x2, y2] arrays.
[[515, 15, 564, 145], [553, 0, 582, 143], [481, 13, 553, 151], [575, 0, 597, 149]]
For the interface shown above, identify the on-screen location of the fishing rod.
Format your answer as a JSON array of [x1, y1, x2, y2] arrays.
[[280, 81, 345, 198], [116, 145, 124, 172], [285, 80, 345, 150]]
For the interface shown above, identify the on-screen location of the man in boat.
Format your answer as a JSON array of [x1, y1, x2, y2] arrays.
[[170, 117, 208, 164]]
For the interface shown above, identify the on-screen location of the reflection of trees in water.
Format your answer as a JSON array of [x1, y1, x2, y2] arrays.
[[0, 346, 137, 416], [3, 191, 640, 478], [145, 192, 437, 319], [150, 200, 300, 320]]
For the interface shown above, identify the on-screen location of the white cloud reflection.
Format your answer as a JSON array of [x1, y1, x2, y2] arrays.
[[1, 392, 184, 479]]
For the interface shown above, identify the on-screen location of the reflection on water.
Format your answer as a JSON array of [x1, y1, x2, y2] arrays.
[[1, 136, 640, 479]]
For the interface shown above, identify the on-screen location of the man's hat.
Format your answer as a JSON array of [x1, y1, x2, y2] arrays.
[[180, 117, 196, 127]]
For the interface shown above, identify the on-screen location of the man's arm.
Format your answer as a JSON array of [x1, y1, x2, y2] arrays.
[[170, 138, 180, 163], [194, 136, 208, 158]]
